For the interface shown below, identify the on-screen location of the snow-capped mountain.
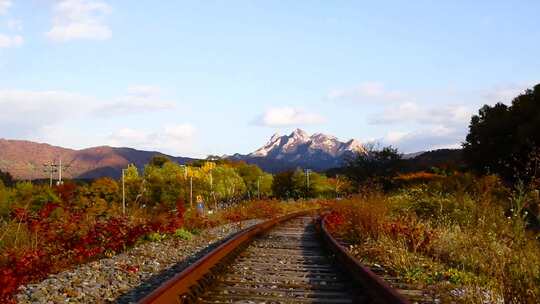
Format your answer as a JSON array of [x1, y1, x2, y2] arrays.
[[230, 129, 365, 172]]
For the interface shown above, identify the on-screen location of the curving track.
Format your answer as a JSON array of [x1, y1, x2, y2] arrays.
[[140, 212, 409, 304], [198, 215, 360, 303]]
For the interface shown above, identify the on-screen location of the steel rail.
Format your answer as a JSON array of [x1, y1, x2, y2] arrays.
[[138, 210, 316, 304], [319, 214, 410, 304], [139, 210, 409, 304]]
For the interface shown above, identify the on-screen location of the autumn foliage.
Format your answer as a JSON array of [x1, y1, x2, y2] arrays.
[[0, 178, 317, 303], [324, 175, 540, 303], [0, 186, 185, 303]]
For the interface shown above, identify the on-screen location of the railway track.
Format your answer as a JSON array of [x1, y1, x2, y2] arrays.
[[140, 211, 409, 304]]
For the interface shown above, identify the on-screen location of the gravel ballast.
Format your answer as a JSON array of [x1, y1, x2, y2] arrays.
[[16, 219, 263, 304]]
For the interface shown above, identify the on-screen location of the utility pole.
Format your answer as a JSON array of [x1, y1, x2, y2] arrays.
[[190, 175, 193, 208], [49, 162, 52, 188], [56, 158, 63, 186], [180, 164, 187, 179], [59, 158, 62, 184], [209, 171, 213, 191], [43, 162, 56, 187], [209, 171, 217, 209], [122, 168, 126, 215]]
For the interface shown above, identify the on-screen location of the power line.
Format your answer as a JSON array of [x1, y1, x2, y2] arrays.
[[42, 162, 57, 187], [42, 158, 74, 187]]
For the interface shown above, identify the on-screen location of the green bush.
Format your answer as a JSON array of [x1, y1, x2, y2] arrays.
[[146, 232, 165, 242], [173, 228, 193, 240]]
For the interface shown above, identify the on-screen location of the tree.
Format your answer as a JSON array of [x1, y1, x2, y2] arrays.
[[257, 173, 273, 198], [327, 175, 354, 197], [272, 170, 304, 199], [0, 181, 11, 217], [11, 182, 60, 211], [236, 163, 264, 199], [345, 144, 403, 188], [463, 84, 540, 183], [123, 164, 144, 205], [90, 177, 120, 203], [0, 170, 13, 187], [143, 161, 185, 208], [211, 166, 246, 202], [149, 155, 171, 168], [307, 172, 334, 198]]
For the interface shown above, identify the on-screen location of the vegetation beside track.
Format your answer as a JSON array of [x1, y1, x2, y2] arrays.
[[0, 183, 320, 304], [325, 174, 540, 303]]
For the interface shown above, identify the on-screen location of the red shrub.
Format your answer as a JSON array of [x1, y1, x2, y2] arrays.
[[0, 194, 187, 302], [383, 219, 437, 252], [0, 249, 51, 303], [324, 210, 345, 232]]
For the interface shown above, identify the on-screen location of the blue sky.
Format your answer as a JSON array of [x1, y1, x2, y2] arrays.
[[0, 1, 538, 157]]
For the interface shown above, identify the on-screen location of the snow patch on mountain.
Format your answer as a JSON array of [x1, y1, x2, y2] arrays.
[[249, 129, 364, 159]]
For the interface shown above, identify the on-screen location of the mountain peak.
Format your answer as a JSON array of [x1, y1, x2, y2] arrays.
[[344, 139, 364, 152], [243, 130, 365, 172], [290, 128, 309, 139], [269, 133, 281, 142]]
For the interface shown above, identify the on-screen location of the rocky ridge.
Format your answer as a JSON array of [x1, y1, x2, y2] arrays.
[[231, 129, 365, 172]]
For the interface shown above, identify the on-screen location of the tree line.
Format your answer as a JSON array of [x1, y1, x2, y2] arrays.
[[0, 156, 356, 218]]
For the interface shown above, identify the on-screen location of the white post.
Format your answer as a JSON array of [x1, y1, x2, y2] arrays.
[[49, 163, 53, 188], [180, 164, 187, 179], [122, 169, 126, 215], [190, 176, 193, 208], [58, 158, 62, 185]]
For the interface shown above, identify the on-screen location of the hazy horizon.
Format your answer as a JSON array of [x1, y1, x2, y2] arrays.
[[0, 1, 538, 158]]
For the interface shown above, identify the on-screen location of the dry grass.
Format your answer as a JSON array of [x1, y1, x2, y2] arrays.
[[328, 175, 540, 303]]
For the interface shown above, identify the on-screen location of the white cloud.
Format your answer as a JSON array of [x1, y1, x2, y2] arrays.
[[328, 81, 408, 103], [7, 19, 22, 31], [0, 3, 24, 48], [0, 33, 22, 47], [126, 85, 162, 97], [342, 82, 539, 153], [94, 86, 175, 116], [385, 131, 409, 143], [46, 0, 112, 42], [383, 126, 464, 152], [0, 0, 11, 15], [107, 128, 151, 147], [107, 124, 196, 155], [0, 89, 93, 137], [0, 86, 177, 138], [369, 101, 471, 152], [370, 102, 471, 127], [482, 83, 532, 104], [256, 106, 325, 126], [163, 124, 195, 140], [0, 85, 193, 155]]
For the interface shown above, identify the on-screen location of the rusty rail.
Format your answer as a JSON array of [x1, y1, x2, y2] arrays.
[[139, 210, 409, 304], [319, 214, 410, 304], [138, 210, 315, 304]]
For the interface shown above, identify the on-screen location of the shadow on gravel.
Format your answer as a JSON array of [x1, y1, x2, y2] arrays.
[[114, 228, 247, 304]]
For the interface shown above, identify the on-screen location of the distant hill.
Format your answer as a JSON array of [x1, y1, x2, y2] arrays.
[[403, 148, 464, 171], [0, 139, 196, 180], [0, 136, 463, 181], [229, 129, 365, 173]]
